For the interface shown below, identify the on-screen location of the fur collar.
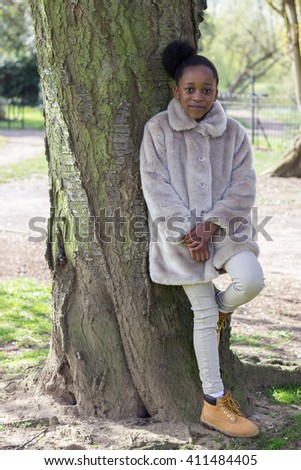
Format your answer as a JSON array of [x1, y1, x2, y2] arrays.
[[167, 97, 227, 137]]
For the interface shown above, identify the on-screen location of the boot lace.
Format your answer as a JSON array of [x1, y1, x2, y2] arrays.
[[217, 312, 232, 332], [220, 392, 243, 417]]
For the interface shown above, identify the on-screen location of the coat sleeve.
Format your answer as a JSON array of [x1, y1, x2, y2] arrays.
[[204, 126, 256, 229], [140, 119, 195, 244]]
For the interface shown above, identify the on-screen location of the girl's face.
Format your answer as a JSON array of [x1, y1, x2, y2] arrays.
[[173, 65, 218, 121]]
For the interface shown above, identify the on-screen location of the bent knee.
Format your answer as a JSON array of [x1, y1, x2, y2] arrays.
[[245, 277, 265, 298], [235, 273, 265, 299]]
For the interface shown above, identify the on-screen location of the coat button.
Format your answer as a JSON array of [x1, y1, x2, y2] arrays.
[[199, 182, 206, 189], [199, 156, 205, 162]]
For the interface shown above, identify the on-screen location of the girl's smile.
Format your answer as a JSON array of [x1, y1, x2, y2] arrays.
[[173, 65, 218, 121]]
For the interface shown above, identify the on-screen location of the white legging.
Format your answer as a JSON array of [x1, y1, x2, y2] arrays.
[[183, 250, 265, 396]]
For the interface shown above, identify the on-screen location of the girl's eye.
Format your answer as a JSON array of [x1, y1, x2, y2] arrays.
[[203, 89, 212, 94], [185, 88, 194, 93]]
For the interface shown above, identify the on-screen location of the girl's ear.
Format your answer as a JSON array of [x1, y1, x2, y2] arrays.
[[214, 89, 219, 101], [173, 85, 179, 99]]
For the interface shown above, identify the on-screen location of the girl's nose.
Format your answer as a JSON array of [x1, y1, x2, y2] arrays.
[[193, 91, 203, 101]]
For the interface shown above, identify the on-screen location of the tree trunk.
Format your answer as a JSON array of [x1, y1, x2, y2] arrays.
[[266, 1, 301, 176], [273, 1, 301, 177], [271, 129, 301, 176], [267, 0, 301, 110], [285, 0, 301, 111], [29, 0, 288, 424]]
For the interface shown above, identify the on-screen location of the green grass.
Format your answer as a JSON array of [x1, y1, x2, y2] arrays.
[[230, 332, 264, 347], [0, 106, 44, 131], [251, 136, 294, 175], [227, 107, 298, 175], [225, 386, 301, 450], [0, 278, 52, 379], [256, 387, 301, 450], [257, 414, 301, 450], [252, 147, 283, 175], [1, 278, 300, 450], [0, 135, 7, 149], [267, 384, 301, 405], [231, 329, 292, 345], [257, 107, 300, 127], [0, 154, 48, 183]]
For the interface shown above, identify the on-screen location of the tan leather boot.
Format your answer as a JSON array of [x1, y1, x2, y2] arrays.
[[217, 312, 232, 345], [201, 391, 259, 438]]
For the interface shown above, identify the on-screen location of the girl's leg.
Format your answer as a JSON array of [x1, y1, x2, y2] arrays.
[[182, 282, 224, 396], [216, 251, 265, 314], [184, 278, 260, 438]]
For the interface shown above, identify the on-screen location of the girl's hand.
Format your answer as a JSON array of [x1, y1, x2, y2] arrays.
[[184, 222, 219, 261], [184, 222, 219, 246], [187, 242, 210, 262]]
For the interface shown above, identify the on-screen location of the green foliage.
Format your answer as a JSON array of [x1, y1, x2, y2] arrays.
[[0, 278, 52, 379], [0, 0, 35, 63], [0, 55, 40, 105], [200, 0, 292, 96], [0, 1, 40, 104]]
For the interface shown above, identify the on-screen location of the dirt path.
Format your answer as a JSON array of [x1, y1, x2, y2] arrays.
[[0, 130, 45, 166], [0, 131, 301, 451], [0, 130, 50, 282]]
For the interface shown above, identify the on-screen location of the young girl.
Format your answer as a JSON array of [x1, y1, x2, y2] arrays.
[[140, 40, 265, 438]]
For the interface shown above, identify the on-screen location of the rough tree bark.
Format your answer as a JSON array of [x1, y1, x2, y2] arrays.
[[28, 0, 209, 422], [28, 0, 299, 424]]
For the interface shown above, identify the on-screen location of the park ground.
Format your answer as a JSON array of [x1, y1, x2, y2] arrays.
[[0, 130, 300, 450]]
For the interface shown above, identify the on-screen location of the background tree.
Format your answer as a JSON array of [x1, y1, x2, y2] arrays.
[[0, 0, 40, 104], [267, 0, 301, 110], [28, 0, 299, 423], [0, 0, 35, 61], [200, 0, 287, 95], [266, 0, 301, 176], [202, 0, 301, 177]]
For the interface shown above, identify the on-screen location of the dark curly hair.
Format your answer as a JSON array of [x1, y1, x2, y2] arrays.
[[162, 40, 219, 86]]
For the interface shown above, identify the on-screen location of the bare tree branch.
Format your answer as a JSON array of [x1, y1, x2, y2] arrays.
[[267, 0, 285, 16], [228, 49, 279, 93]]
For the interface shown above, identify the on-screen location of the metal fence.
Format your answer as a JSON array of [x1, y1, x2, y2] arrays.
[[219, 93, 300, 150], [0, 97, 25, 129]]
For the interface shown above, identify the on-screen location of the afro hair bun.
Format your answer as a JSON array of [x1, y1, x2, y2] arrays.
[[162, 40, 197, 79]]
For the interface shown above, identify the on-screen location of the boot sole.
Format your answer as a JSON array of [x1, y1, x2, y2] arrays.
[[200, 418, 259, 439]]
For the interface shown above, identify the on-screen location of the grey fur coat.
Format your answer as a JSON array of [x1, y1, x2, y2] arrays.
[[140, 97, 259, 285]]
